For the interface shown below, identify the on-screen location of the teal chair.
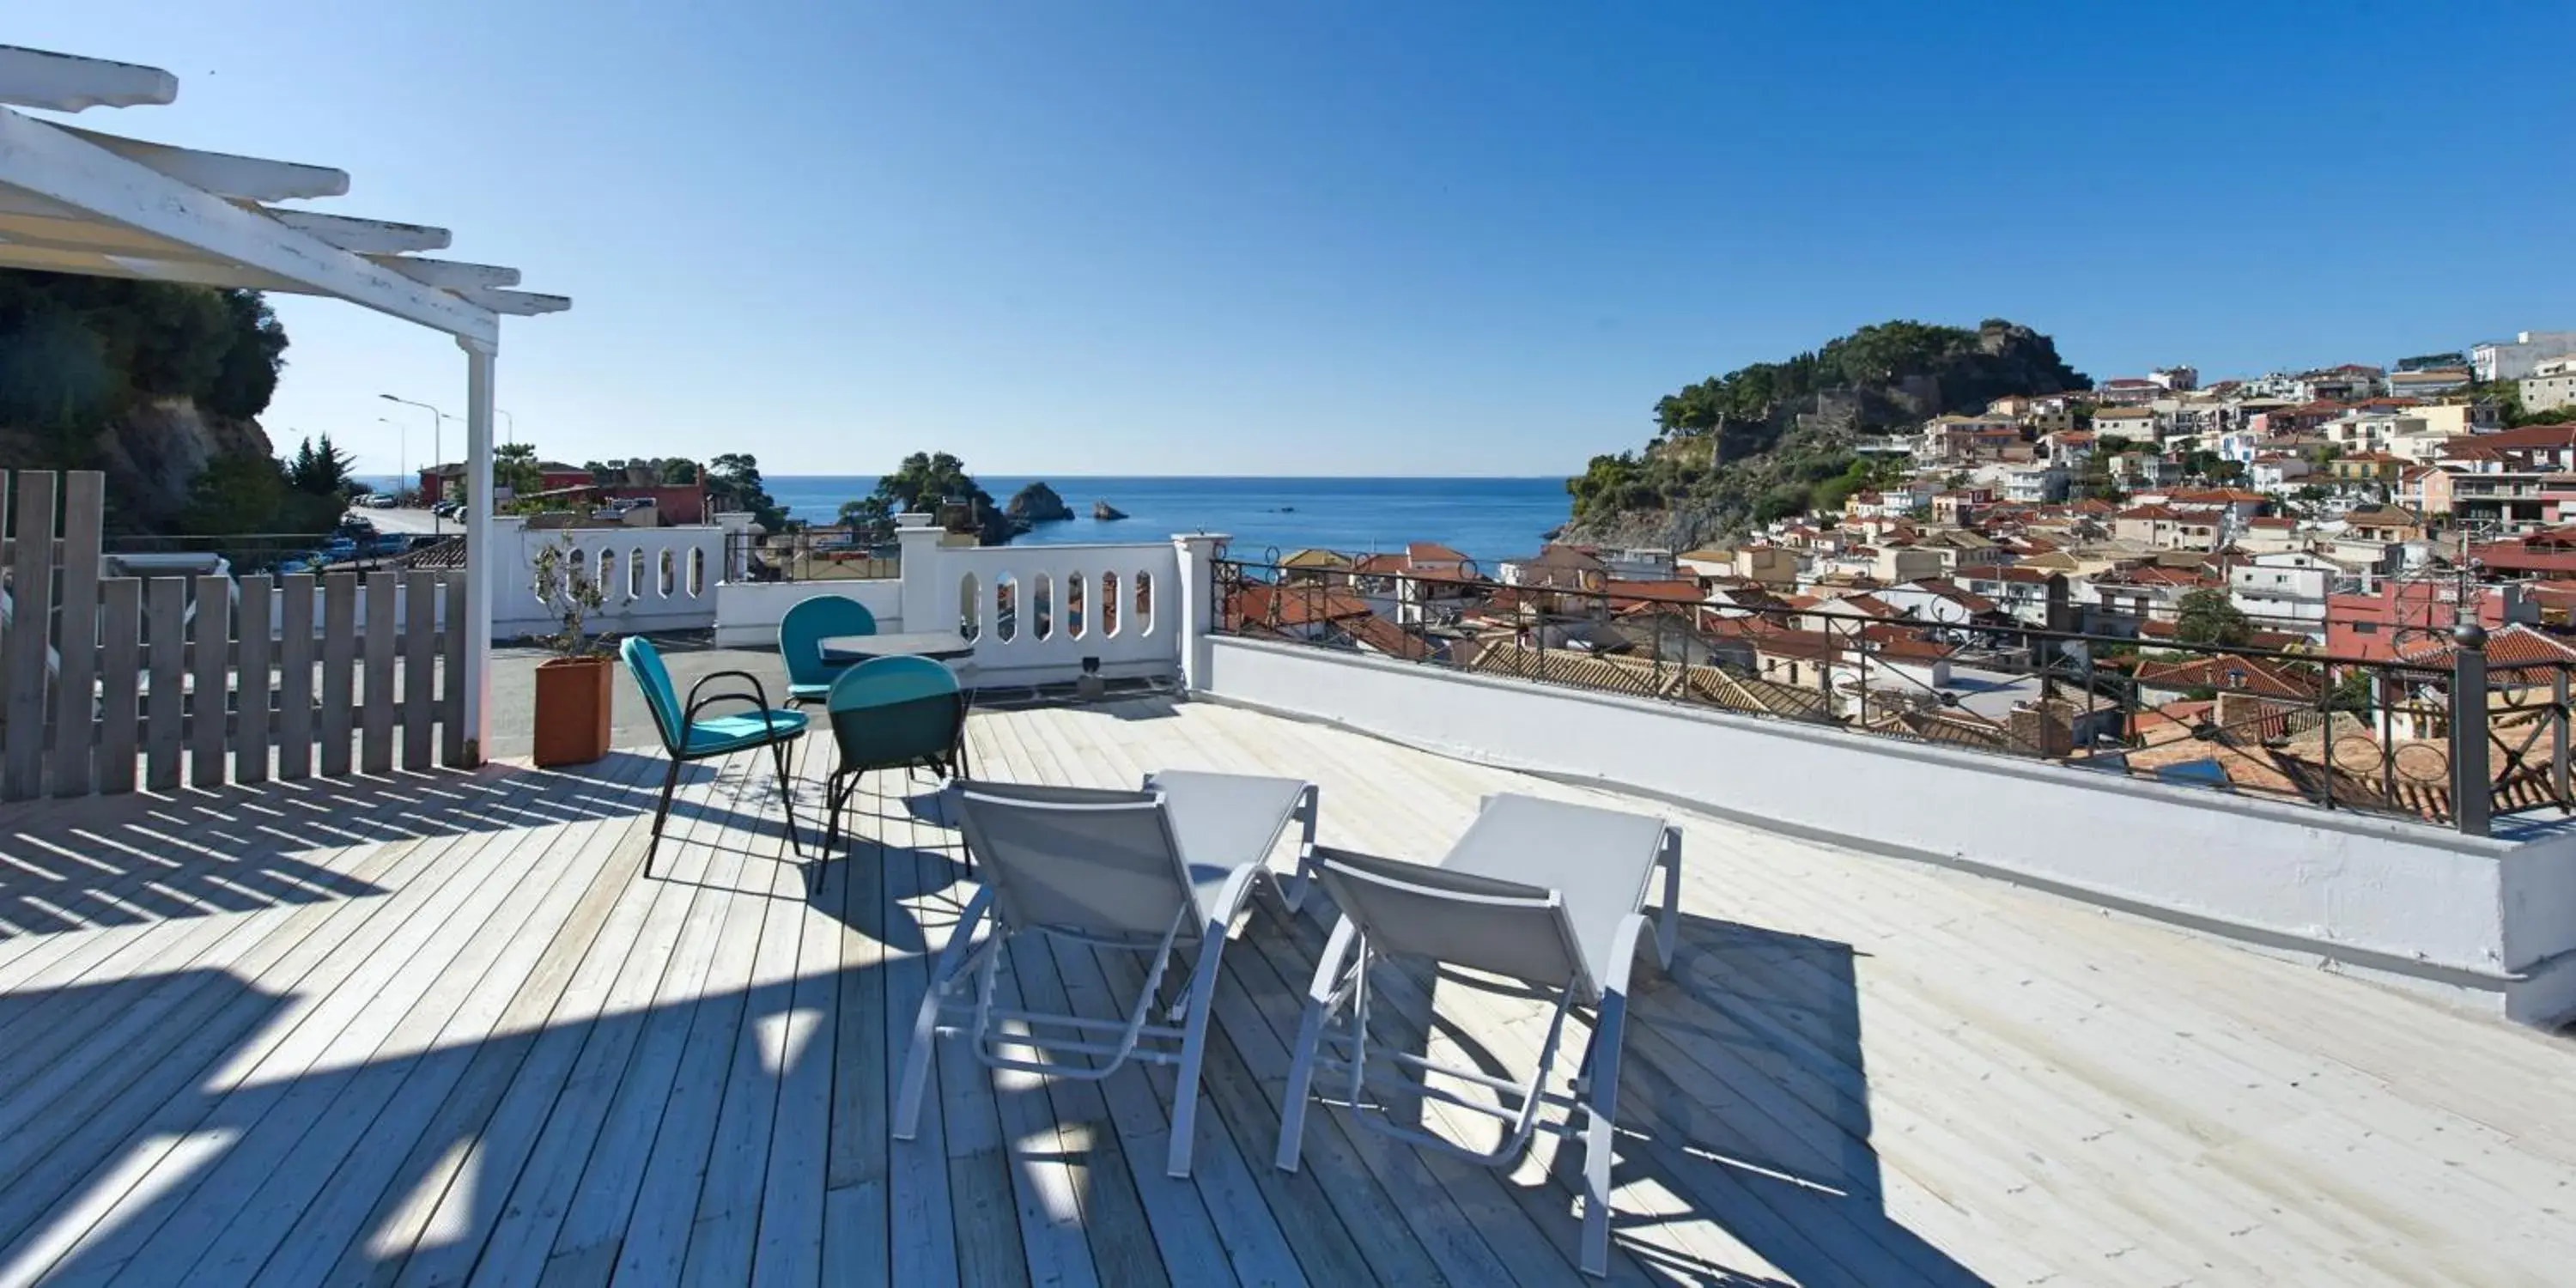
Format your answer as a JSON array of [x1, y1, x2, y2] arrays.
[[822, 656, 970, 854], [780, 596, 878, 706], [622, 635, 809, 878]]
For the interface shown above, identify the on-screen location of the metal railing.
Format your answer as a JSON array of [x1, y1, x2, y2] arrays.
[[1210, 551, 2573, 835], [724, 529, 901, 583]]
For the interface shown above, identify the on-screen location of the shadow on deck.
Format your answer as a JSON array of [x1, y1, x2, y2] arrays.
[[0, 752, 788, 939], [0, 757, 1982, 1286]]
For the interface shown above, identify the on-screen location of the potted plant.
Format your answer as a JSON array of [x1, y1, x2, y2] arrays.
[[531, 532, 614, 767]]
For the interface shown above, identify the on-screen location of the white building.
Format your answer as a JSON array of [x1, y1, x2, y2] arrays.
[[2248, 455, 2312, 492], [2090, 406, 2158, 443], [2523, 354, 2576, 414], [1996, 462, 2069, 504], [2229, 550, 2366, 637], [2149, 365, 2199, 392], [2473, 330, 2576, 383]]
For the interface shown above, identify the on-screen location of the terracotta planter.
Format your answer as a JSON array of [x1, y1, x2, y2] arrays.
[[532, 654, 615, 767]]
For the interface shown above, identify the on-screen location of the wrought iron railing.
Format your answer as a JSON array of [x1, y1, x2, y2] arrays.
[[1209, 551, 2573, 835], [723, 529, 901, 583]]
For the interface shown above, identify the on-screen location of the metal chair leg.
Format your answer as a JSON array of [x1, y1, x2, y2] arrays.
[[647, 756, 682, 880], [824, 769, 847, 851], [770, 736, 804, 858]]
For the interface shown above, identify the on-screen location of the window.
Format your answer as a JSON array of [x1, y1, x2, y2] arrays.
[[2352, 621, 2379, 635]]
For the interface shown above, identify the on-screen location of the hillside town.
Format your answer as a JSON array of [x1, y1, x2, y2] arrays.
[[1230, 329, 2576, 816]]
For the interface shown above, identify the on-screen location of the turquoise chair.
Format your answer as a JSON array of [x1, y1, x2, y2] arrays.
[[821, 656, 970, 854], [622, 635, 809, 878], [780, 596, 878, 706]]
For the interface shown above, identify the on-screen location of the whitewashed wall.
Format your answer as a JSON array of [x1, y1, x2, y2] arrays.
[[902, 529, 1182, 685], [712, 580, 903, 647], [1194, 634, 2576, 1026], [489, 517, 728, 639]]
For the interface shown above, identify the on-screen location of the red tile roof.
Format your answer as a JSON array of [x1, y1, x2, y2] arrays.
[[2133, 653, 2323, 701], [2394, 623, 2576, 668], [1406, 541, 1469, 565], [1225, 585, 1373, 628]]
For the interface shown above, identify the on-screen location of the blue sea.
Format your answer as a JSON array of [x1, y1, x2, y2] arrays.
[[764, 476, 1575, 567]]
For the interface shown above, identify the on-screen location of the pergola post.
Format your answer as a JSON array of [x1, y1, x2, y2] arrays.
[[459, 334, 498, 765]]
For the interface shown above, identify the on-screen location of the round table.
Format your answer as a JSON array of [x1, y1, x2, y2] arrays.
[[821, 630, 975, 664]]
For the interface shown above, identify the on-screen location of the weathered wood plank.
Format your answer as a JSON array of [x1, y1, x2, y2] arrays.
[[319, 573, 356, 777], [97, 577, 140, 795], [234, 575, 272, 785], [143, 576, 185, 791], [402, 573, 436, 770], [276, 574, 314, 780], [507, 761, 762, 1282], [4, 470, 57, 799], [190, 756, 667, 1285], [360, 571, 396, 775], [51, 471, 103, 798], [441, 572, 468, 768], [604, 753, 785, 1285], [187, 574, 229, 787]]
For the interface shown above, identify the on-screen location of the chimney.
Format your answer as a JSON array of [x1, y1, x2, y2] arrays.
[[2008, 700, 2076, 758]]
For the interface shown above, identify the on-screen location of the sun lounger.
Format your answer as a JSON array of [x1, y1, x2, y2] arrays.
[[1274, 792, 1680, 1277], [893, 769, 1320, 1176]]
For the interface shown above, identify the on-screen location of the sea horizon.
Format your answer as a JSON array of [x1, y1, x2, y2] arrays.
[[769, 474, 1575, 566], [351, 471, 1579, 565]]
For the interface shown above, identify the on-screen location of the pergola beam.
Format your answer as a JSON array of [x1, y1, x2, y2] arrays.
[[54, 123, 349, 201], [264, 209, 452, 254], [0, 105, 498, 342], [0, 46, 174, 112], [371, 256, 520, 291], [459, 287, 571, 316]]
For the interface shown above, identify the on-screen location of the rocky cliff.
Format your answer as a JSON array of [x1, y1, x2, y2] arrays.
[[1005, 481, 1074, 524], [1560, 319, 2088, 547], [0, 397, 274, 532]]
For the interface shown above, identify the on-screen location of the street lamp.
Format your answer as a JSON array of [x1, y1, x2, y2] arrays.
[[380, 393, 453, 533], [497, 408, 517, 447]]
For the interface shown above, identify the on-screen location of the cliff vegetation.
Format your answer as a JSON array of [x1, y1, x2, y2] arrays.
[[1563, 319, 2089, 548]]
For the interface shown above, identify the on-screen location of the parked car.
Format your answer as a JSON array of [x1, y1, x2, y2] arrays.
[[319, 537, 359, 562], [361, 494, 397, 508], [368, 533, 411, 557]]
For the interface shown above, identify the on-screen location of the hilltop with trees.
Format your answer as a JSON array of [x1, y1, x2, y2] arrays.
[[838, 451, 1024, 544], [1562, 319, 2090, 547], [0, 267, 306, 536]]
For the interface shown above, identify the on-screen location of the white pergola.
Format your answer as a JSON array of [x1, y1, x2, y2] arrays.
[[0, 44, 570, 763]]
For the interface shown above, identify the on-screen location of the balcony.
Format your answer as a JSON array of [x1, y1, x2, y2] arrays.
[[5, 696, 2574, 1285]]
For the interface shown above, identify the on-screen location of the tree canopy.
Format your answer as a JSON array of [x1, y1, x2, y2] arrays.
[[704, 453, 789, 530], [842, 452, 1019, 544], [2173, 587, 2252, 647], [0, 270, 286, 439]]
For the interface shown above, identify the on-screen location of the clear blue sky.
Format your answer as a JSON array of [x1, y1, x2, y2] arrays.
[[19, 3, 2576, 477]]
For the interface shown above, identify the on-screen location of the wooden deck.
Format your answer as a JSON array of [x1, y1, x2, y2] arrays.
[[1, 696, 2572, 1286]]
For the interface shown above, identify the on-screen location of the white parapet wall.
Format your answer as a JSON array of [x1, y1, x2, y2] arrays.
[[488, 516, 730, 639], [712, 579, 904, 647], [888, 519, 1185, 687], [1195, 634, 2576, 1026], [701, 520, 1189, 689]]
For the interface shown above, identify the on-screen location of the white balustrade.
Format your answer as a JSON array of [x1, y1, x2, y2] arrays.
[[934, 542, 1180, 684], [489, 516, 729, 637]]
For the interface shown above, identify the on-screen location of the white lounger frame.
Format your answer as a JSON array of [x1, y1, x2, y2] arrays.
[[1276, 824, 1680, 1278], [893, 781, 1321, 1177]]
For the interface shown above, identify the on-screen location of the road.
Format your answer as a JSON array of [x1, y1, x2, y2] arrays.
[[362, 505, 450, 536]]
